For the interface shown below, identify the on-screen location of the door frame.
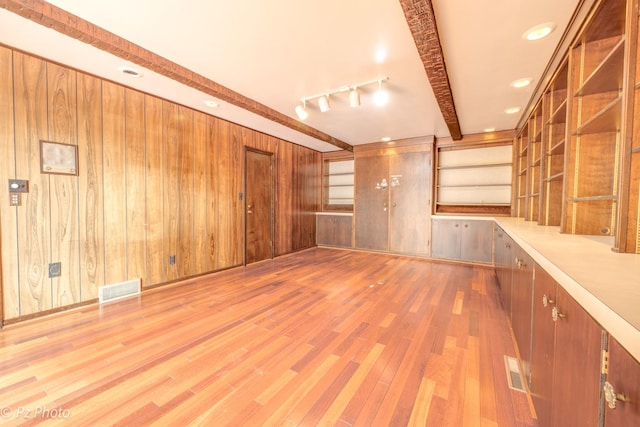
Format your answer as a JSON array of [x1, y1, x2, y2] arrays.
[[244, 147, 275, 265]]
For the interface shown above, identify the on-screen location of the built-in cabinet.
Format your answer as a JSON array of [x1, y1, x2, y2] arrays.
[[431, 218, 493, 263], [316, 214, 353, 248], [513, 0, 639, 253], [354, 139, 432, 256], [494, 224, 514, 314], [511, 246, 534, 385]]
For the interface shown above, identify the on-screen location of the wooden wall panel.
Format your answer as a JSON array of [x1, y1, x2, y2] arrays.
[[76, 73, 104, 299], [102, 81, 127, 285], [216, 122, 243, 268], [163, 101, 180, 281], [275, 141, 294, 256], [47, 63, 79, 308], [178, 106, 194, 278], [144, 95, 165, 286], [13, 52, 50, 316], [125, 89, 147, 283], [207, 115, 219, 271], [0, 46, 18, 319], [192, 111, 210, 274], [0, 46, 323, 321]]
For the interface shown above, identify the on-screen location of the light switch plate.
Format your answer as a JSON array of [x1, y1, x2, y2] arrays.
[[8, 179, 28, 193]]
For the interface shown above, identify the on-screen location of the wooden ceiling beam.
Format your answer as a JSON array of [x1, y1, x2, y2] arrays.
[[399, 0, 463, 140], [0, 0, 353, 152]]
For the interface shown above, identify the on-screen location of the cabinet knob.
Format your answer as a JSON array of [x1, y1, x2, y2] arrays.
[[542, 294, 555, 307], [505, 243, 511, 249], [464, 224, 468, 228], [455, 223, 459, 227], [392, 202, 397, 207], [551, 306, 566, 322], [604, 381, 631, 409]]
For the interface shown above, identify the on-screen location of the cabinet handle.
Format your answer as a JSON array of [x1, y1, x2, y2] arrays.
[[604, 381, 631, 409], [551, 306, 566, 322], [247, 204, 253, 214], [542, 294, 555, 307], [383, 202, 387, 212], [505, 243, 511, 249], [392, 202, 397, 207]]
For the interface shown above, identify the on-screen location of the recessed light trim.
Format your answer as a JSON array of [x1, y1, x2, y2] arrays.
[[505, 107, 521, 114], [511, 78, 532, 88], [381, 137, 391, 142], [484, 128, 496, 133], [118, 66, 143, 78], [203, 100, 220, 108], [523, 23, 557, 41]]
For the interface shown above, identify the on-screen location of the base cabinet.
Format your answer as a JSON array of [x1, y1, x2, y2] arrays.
[[603, 336, 640, 426], [511, 245, 534, 385], [431, 218, 493, 262], [494, 224, 513, 314], [316, 214, 353, 248]]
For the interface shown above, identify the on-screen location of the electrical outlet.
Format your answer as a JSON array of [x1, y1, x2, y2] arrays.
[[169, 255, 176, 265], [49, 262, 61, 278]]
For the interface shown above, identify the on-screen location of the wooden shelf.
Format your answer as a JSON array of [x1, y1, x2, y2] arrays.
[[437, 184, 511, 189], [544, 172, 564, 182], [548, 99, 568, 125], [437, 162, 511, 170], [567, 195, 617, 202], [436, 202, 510, 207], [531, 157, 541, 167], [547, 139, 566, 156], [573, 96, 622, 136], [575, 38, 625, 97]]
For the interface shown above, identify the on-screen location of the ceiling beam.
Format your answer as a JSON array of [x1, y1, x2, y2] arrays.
[[0, 0, 353, 152], [399, 0, 462, 140]]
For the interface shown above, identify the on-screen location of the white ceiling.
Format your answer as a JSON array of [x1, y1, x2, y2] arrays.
[[0, 0, 580, 152]]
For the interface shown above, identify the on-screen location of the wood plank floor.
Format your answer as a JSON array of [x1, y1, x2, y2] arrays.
[[0, 248, 537, 426]]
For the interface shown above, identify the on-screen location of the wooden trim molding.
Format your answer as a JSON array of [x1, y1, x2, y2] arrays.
[[398, 0, 462, 140], [0, 0, 353, 152]]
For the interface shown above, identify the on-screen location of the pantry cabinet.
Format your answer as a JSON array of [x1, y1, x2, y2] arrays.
[[354, 139, 432, 256]]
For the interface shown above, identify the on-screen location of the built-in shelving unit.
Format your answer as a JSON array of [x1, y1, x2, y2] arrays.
[[515, 123, 529, 219], [436, 135, 512, 215], [563, 0, 626, 237], [540, 61, 568, 226], [528, 102, 543, 222]]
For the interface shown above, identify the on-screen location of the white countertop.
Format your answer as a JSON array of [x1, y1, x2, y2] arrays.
[[494, 217, 640, 362], [315, 212, 353, 216]]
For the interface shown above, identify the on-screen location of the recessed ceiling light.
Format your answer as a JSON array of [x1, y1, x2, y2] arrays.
[[511, 78, 532, 88], [375, 47, 387, 64], [382, 137, 391, 142], [505, 107, 521, 114], [118, 66, 143, 78], [203, 100, 219, 108], [523, 23, 557, 41], [484, 128, 496, 133]]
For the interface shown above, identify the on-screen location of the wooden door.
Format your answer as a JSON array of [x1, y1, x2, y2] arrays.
[[550, 286, 602, 427], [245, 149, 273, 264], [355, 155, 389, 251], [389, 151, 430, 254]]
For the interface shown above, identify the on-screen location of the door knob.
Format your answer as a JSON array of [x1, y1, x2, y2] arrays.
[[542, 294, 555, 307], [247, 204, 253, 214], [551, 306, 566, 322], [383, 202, 387, 211], [604, 381, 630, 409]]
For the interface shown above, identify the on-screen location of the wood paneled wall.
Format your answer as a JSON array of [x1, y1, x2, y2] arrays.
[[0, 46, 320, 321]]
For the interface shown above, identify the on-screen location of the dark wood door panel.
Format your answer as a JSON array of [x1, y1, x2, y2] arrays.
[[355, 155, 389, 251], [245, 149, 273, 264]]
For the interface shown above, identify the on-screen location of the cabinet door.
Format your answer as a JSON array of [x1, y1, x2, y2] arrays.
[[551, 286, 602, 427], [316, 215, 335, 246], [460, 220, 493, 262], [431, 219, 461, 259], [334, 215, 353, 248], [355, 155, 389, 251], [603, 336, 640, 426], [494, 226, 513, 313], [511, 246, 534, 384], [388, 151, 430, 255], [530, 266, 558, 427]]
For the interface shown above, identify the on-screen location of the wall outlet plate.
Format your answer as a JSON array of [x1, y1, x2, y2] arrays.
[[49, 262, 61, 278], [169, 255, 176, 265]]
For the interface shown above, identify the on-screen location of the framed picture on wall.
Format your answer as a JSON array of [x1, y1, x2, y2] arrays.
[[40, 140, 78, 175]]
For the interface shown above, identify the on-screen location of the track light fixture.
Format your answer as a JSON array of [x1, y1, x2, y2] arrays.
[[294, 77, 388, 120]]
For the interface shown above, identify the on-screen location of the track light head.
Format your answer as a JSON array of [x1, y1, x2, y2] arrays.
[[373, 80, 389, 106], [349, 88, 360, 107], [318, 95, 331, 112]]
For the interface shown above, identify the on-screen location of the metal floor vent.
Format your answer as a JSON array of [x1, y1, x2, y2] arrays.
[[99, 278, 141, 304], [504, 356, 527, 393]]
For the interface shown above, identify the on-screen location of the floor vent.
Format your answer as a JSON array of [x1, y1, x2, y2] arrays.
[[504, 356, 527, 393], [99, 278, 141, 304]]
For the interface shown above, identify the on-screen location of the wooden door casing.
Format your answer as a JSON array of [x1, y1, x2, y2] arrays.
[[245, 149, 273, 264]]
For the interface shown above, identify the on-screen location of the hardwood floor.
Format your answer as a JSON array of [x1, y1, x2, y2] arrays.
[[0, 248, 537, 426]]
